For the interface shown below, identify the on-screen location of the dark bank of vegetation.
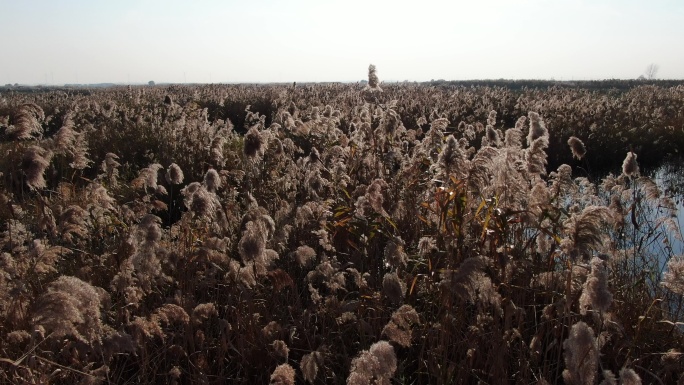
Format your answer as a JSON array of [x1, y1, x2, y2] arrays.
[[5, 78, 684, 174], [1, 68, 684, 384], [425, 78, 684, 92]]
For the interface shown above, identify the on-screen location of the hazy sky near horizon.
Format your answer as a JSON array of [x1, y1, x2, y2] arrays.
[[2, 0, 683, 84]]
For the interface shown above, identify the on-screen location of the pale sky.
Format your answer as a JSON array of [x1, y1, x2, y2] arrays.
[[2, 0, 683, 84]]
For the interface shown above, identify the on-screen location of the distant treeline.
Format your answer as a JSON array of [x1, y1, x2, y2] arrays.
[[424, 78, 684, 92], [4, 79, 684, 94]]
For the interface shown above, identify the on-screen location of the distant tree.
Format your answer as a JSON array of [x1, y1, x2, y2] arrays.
[[148, 80, 155, 86], [645, 64, 659, 80]]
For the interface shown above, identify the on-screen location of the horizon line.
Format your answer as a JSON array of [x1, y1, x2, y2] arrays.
[[4, 78, 684, 88]]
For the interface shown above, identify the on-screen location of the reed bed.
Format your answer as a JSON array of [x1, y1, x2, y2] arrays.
[[1, 69, 684, 384]]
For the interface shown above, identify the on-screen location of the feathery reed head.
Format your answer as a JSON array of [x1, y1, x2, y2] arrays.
[[6, 103, 45, 140], [22, 145, 52, 190], [347, 340, 397, 385], [382, 305, 419, 347], [622, 151, 639, 177], [567, 136, 587, 160], [203, 168, 221, 192], [238, 220, 267, 264], [271, 340, 289, 361], [32, 276, 103, 343], [270, 363, 295, 385], [382, 272, 405, 304], [384, 236, 407, 269], [579, 257, 613, 314], [300, 350, 323, 384], [139, 214, 162, 244], [166, 163, 184, 185], [434, 135, 467, 179], [562, 321, 597, 385], [662, 257, 684, 295], [561, 206, 614, 260], [294, 245, 316, 267], [418, 236, 437, 257], [244, 125, 265, 159], [618, 368, 642, 385], [132, 163, 163, 192], [527, 111, 549, 146], [367, 64, 382, 91]]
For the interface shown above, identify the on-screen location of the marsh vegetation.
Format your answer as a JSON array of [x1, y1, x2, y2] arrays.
[[1, 69, 684, 384]]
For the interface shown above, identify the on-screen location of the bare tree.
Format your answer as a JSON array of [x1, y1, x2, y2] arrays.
[[645, 63, 659, 80]]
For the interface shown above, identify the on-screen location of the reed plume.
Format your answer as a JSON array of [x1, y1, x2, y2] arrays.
[[271, 340, 289, 361], [527, 111, 548, 146], [662, 256, 684, 295], [579, 257, 613, 315], [6, 103, 45, 140], [59, 205, 89, 243], [203, 168, 221, 193], [166, 163, 184, 185], [618, 368, 642, 385], [244, 125, 265, 159], [381, 305, 419, 347], [365, 64, 382, 92], [382, 272, 405, 304], [54, 114, 91, 169], [270, 363, 295, 385], [132, 163, 164, 192], [568, 136, 587, 160], [505, 118, 525, 148], [192, 303, 218, 326], [300, 350, 324, 384], [561, 206, 614, 260], [356, 179, 390, 218], [417, 236, 437, 257], [440, 256, 486, 301], [433, 135, 468, 180], [238, 220, 267, 264], [601, 370, 617, 385], [21, 145, 52, 189], [32, 276, 104, 343], [347, 340, 397, 385], [621, 151, 639, 177], [384, 236, 407, 269], [562, 321, 598, 385], [100, 152, 121, 187], [485, 125, 501, 147], [294, 245, 316, 267]]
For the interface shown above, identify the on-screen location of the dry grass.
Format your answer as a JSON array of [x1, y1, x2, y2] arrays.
[[1, 75, 684, 384]]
